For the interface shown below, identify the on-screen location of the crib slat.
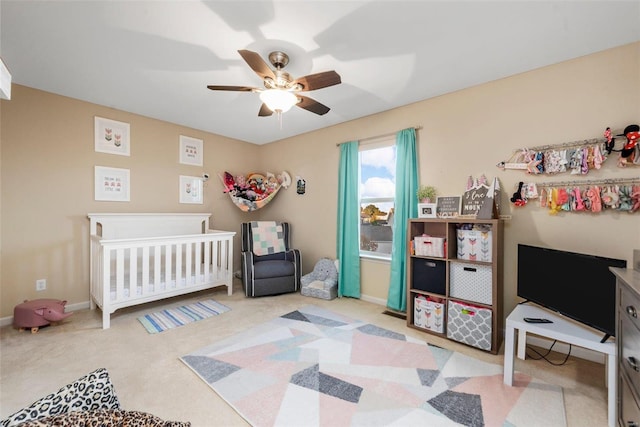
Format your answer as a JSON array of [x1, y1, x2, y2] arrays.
[[129, 247, 138, 294], [116, 248, 125, 299], [165, 244, 172, 289], [195, 240, 202, 284], [202, 242, 211, 283], [153, 245, 161, 288], [142, 246, 150, 293], [175, 243, 183, 287], [185, 242, 192, 285]]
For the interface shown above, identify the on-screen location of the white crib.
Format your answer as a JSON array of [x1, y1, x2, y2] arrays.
[[88, 213, 235, 329]]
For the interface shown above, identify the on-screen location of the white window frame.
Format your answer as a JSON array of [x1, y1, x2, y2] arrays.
[[358, 138, 396, 261]]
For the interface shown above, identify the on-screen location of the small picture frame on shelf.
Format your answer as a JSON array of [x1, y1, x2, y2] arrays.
[[418, 203, 437, 218]]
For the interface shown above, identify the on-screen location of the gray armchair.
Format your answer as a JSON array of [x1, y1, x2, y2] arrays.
[[241, 221, 301, 297]]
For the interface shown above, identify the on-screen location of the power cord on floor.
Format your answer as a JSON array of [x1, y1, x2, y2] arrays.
[[526, 340, 572, 366]]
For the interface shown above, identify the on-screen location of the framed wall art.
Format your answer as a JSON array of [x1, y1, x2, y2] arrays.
[[435, 196, 462, 218], [179, 135, 203, 166], [418, 203, 437, 218], [179, 175, 203, 204], [94, 116, 130, 156], [94, 166, 130, 202]]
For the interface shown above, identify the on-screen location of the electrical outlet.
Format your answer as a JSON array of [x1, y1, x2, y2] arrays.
[[36, 279, 46, 291]]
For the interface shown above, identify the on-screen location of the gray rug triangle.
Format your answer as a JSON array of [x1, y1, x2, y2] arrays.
[[180, 305, 566, 426]]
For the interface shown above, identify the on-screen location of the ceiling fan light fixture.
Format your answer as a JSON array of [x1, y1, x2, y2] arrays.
[[259, 89, 298, 113]]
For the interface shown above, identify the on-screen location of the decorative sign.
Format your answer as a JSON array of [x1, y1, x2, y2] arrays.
[[462, 186, 488, 216], [461, 175, 490, 217], [435, 196, 462, 218]]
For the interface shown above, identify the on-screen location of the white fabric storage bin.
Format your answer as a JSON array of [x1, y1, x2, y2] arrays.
[[414, 235, 446, 258], [449, 262, 493, 305], [447, 300, 492, 351]]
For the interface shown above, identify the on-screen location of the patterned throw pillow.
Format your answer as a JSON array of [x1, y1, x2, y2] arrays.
[[15, 409, 191, 427], [1, 368, 120, 427]]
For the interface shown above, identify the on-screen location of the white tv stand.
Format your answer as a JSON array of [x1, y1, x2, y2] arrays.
[[503, 303, 616, 427]]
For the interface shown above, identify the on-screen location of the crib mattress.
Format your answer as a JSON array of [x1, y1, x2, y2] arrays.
[[106, 264, 227, 301]]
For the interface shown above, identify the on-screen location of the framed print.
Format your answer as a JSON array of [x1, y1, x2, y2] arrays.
[[435, 196, 462, 218], [179, 135, 203, 166], [94, 116, 130, 156], [179, 175, 203, 204], [418, 203, 437, 218], [94, 166, 130, 201]]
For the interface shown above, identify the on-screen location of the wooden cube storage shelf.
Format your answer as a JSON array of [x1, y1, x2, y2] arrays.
[[406, 218, 504, 354]]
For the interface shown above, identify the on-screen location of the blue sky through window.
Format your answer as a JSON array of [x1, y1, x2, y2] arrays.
[[360, 145, 396, 213]]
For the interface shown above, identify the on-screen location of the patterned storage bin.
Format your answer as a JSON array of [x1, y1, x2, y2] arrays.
[[449, 262, 493, 305], [456, 229, 492, 262], [447, 300, 492, 351], [414, 295, 445, 333]]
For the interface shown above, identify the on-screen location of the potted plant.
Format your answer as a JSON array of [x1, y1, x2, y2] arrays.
[[417, 185, 437, 203]]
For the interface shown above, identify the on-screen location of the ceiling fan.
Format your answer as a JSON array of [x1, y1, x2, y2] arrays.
[[207, 50, 341, 117]]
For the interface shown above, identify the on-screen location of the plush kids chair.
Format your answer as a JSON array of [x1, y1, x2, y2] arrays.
[[240, 221, 301, 297]]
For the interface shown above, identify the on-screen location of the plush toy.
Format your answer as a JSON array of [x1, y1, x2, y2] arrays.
[[301, 258, 339, 300]]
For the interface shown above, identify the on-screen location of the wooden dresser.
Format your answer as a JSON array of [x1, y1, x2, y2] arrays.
[[611, 267, 640, 427]]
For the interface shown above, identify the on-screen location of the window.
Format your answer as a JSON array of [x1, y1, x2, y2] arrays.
[[359, 140, 396, 259]]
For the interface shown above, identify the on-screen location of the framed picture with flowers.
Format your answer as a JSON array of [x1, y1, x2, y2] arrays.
[[179, 175, 203, 204], [94, 116, 130, 156]]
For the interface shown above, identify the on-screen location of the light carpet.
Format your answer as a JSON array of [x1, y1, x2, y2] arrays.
[[137, 299, 230, 334], [181, 305, 566, 426]]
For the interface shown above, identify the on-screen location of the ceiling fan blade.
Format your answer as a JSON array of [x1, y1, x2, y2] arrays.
[[207, 85, 257, 92], [238, 49, 275, 81], [258, 103, 273, 117], [292, 71, 341, 91], [296, 95, 330, 115]]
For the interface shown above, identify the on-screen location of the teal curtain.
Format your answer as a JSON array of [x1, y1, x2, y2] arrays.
[[337, 141, 361, 298], [386, 128, 418, 312]]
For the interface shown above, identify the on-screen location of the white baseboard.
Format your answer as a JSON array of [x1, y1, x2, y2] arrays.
[[0, 300, 91, 328], [360, 294, 387, 307]]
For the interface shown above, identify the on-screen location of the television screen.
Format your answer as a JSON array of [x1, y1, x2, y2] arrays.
[[517, 244, 626, 339]]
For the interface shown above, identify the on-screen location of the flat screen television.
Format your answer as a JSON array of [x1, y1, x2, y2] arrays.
[[517, 244, 626, 341]]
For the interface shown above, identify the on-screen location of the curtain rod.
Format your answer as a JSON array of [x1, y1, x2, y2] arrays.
[[336, 126, 422, 147]]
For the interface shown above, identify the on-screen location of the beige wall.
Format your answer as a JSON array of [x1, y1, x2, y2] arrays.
[[0, 86, 260, 316], [1, 42, 639, 320], [258, 41, 640, 313]]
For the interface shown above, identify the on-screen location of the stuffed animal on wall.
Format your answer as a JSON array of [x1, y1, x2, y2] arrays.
[[301, 258, 338, 292]]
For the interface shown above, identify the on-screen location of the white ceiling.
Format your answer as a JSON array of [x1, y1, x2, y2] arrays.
[[2, 1, 639, 145]]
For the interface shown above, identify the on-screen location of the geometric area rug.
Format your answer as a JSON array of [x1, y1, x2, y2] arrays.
[[181, 305, 566, 426]]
